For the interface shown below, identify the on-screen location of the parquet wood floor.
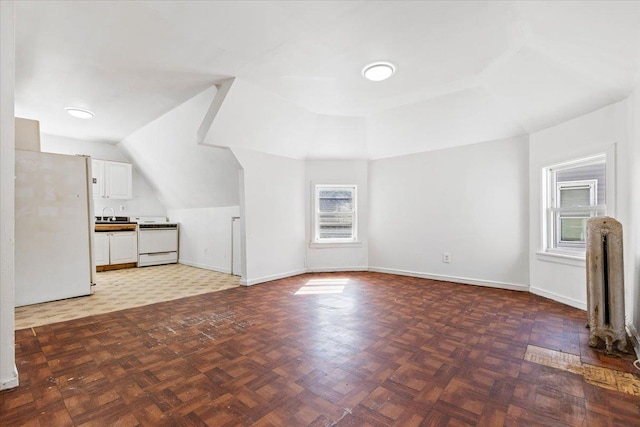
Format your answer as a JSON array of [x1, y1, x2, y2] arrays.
[[2, 272, 639, 426]]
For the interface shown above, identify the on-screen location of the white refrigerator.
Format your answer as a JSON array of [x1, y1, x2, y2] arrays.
[[15, 150, 95, 307]]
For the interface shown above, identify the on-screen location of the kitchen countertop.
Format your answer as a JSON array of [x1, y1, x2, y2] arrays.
[[95, 223, 137, 232]]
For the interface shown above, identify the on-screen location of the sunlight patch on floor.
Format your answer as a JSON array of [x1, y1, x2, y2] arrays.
[[294, 278, 349, 295]]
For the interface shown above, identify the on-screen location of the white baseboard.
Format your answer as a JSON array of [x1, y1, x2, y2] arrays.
[[368, 266, 529, 292], [178, 259, 231, 275], [1, 365, 19, 390], [626, 322, 640, 362], [241, 269, 307, 286], [529, 286, 586, 310], [307, 266, 368, 273]]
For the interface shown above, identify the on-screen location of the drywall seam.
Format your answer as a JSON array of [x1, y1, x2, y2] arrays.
[[368, 267, 529, 292], [529, 286, 587, 310], [197, 77, 235, 146]]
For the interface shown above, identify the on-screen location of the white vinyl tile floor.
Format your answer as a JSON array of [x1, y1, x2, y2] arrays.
[[14, 264, 240, 330]]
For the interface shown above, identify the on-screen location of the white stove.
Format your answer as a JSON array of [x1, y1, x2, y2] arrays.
[[132, 217, 179, 267]]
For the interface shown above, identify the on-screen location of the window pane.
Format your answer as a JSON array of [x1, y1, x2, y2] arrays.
[[318, 213, 353, 239], [559, 187, 591, 207], [545, 155, 607, 252], [557, 162, 605, 205], [318, 189, 353, 213], [316, 185, 356, 241], [560, 217, 587, 242]]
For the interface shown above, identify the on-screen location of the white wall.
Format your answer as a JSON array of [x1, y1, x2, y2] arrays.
[[529, 100, 630, 310], [167, 206, 240, 274], [120, 85, 240, 210], [624, 87, 640, 345], [0, 0, 17, 391], [231, 148, 306, 285], [307, 115, 368, 159], [305, 160, 368, 272], [369, 135, 530, 290], [40, 134, 166, 217]]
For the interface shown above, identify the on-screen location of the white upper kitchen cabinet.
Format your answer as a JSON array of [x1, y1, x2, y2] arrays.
[[92, 159, 132, 199], [105, 161, 132, 199]]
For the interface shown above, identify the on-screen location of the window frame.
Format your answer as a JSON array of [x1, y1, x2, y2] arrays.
[[541, 152, 611, 260], [554, 179, 598, 248], [313, 184, 358, 244]]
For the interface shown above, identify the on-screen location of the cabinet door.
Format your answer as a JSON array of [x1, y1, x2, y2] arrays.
[[94, 233, 110, 266], [91, 159, 105, 199], [105, 161, 132, 199], [109, 231, 138, 264]]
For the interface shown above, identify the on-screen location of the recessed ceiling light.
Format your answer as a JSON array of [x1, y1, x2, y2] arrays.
[[362, 62, 396, 82], [65, 107, 95, 119]]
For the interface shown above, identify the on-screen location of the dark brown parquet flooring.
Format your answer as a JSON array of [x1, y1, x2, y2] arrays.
[[1, 272, 639, 426]]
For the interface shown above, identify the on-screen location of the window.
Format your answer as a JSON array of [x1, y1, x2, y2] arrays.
[[314, 185, 357, 243], [544, 155, 606, 254]]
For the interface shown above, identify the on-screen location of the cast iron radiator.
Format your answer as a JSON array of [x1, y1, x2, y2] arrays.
[[586, 216, 628, 354]]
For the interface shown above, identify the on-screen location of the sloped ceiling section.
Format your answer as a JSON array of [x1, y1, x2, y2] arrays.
[[477, 1, 640, 133], [13, 1, 640, 160], [201, 78, 318, 159], [157, 1, 640, 161], [366, 88, 527, 160], [200, 78, 369, 160], [119, 86, 240, 209], [14, 1, 221, 144], [240, 1, 514, 117]]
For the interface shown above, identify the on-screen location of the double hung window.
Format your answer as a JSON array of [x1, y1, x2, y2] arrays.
[[544, 155, 606, 253], [314, 185, 357, 243]]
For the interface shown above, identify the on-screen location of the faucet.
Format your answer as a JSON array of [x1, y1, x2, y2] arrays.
[[102, 206, 116, 222]]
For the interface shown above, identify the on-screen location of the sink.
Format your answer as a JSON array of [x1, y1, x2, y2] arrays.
[[95, 216, 134, 224]]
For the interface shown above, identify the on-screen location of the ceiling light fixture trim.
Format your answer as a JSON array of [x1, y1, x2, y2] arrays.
[[65, 107, 95, 119], [362, 62, 396, 81]]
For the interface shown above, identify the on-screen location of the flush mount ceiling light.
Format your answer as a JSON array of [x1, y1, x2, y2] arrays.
[[65, 107, 95, 119], [362, 62, 396, 81]]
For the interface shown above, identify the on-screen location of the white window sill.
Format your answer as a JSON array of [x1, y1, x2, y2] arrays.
[[309, 241, 363, 249], [536, 251, 585, 267]]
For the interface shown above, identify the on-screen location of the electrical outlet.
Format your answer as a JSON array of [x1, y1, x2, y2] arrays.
[[119, 205, 126, 212], [442, 252, 452, 263]]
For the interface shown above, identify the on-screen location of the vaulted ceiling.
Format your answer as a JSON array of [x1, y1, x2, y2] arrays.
[[14, 1, 640, 159]]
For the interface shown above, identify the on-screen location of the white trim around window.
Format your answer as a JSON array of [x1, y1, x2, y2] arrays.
[[539, 144, 616, 265], [313, 184, 358, 244]]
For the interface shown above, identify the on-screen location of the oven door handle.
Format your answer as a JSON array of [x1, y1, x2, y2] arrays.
[[139, 227, 177, 231]]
